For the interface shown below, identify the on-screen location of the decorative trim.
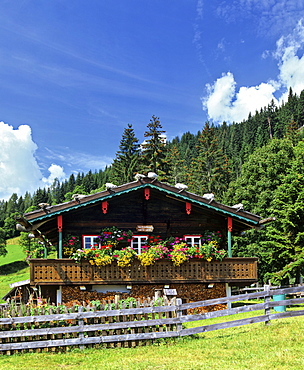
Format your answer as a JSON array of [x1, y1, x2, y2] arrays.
[[57, 215, 63, 232], [186, 202, 191, 215], [228, 217, 233, 232], [102, 201, 108, 214], [144, 188, 150, 200]]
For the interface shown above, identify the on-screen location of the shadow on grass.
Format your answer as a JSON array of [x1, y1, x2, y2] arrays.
[[0, 260, 28, 275]]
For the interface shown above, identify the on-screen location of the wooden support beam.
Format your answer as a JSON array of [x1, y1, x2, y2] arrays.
[[227, 217, 232, 258]]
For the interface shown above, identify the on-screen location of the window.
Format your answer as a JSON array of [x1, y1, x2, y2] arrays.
[[82, 235, 100, 249], [184, 235, 201, 248], [131, 235, 148, 254]]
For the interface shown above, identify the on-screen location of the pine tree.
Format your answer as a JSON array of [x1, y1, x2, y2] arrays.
[[264, 141, 304, 284], [50, 178, 62, 205], [222, 138, 296, 283], [32, 188, 49, 207], [0, 227, 7, 256], [67, 174, 76, 192], [296, 90, 304, 128], [23, 192, 32, 213], [110, 124, 140, 184], [285, 118, 299, 146], [188, 122, 230, 199], [6, 193, 18, 214], [179, 131, 199, 168], [165, 144, 186, 184], [141, 116, 168, 179], [82, 170, 96, 193]]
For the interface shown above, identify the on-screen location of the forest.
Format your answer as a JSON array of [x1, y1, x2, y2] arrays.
[[1, 87, 304, 285]]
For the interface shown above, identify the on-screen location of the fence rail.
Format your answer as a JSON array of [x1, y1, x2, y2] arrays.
[[1, 286, 304, 354]]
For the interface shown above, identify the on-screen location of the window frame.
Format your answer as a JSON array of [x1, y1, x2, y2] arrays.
[[82, 235, 100, 249], [183, 235, 202, 248], [131, 235, 149, 254]]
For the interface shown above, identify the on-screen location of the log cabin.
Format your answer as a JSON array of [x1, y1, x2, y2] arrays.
[[15, 176, 270, 308]]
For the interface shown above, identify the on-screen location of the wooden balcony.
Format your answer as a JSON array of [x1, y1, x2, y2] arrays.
[[30, 258, 258, 285]]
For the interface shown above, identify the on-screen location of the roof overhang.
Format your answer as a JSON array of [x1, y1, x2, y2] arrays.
[[22, 181, 261, 228]]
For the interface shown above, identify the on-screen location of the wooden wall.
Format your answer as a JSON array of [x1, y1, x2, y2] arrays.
[[59, 188, 228, 245]]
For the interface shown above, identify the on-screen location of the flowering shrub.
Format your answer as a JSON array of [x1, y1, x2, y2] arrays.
[[25, 245, 45, 262], [169, 242, 196, 266], [93, 254, 113, 266], [71, 245, 113, 265], [201, 230, 222, 244], [138, 243, 169, 266], [71, 249, 90, 263], [63, 235, 81, 257], [113, 247, 137, 267], [70, 230, 226, 266], [96, 227, 133, 246], [194, 241, 226, 262]]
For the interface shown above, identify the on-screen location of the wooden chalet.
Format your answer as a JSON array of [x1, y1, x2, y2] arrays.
[[15, 177, 269, 306]]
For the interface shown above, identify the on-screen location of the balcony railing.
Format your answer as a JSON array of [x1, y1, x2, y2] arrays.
[[30, 258, 258, 285]]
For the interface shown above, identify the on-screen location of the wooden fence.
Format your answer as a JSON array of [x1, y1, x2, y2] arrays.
[[1, 286, 304, 355]]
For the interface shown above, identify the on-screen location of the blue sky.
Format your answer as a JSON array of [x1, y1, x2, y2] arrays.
[[1, 0, 304, 200]]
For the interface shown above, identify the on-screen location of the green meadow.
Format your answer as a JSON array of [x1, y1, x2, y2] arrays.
[[0, 314, 303, 369], [0, 238, 29, 303], [0, 238, 303, 369]]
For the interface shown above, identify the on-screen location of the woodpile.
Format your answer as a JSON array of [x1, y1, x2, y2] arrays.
[[62, 283, 227, 312]]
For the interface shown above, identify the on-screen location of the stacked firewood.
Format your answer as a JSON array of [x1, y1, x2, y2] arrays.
[[62, 283, 227, 312]]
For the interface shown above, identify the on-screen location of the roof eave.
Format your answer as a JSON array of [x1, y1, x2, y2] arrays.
[[24, 182, 261, 227]]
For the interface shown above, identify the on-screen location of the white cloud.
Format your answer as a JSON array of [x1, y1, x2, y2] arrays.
[[42, 164, 66, 187], [275, 19, 304, 102], [203, 73, 279, 123], [0, 122, 41, 200], [0, 122, 66, 200], [44, 147, 112, 172], [203, 19, 304, 123], [216, 0, 304, 37]]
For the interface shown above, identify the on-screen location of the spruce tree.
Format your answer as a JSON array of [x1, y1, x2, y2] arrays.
[[297, 90, 304, 128], [110, 124, 140, 184], [141, 116, 168, 179], [0, 227, 7, 257], [188, 122, 230, 199], [258, 140, 304, 284], [285, 118, 299, 146], [165, 144, 186, 184], [222, 138, 296, 283]]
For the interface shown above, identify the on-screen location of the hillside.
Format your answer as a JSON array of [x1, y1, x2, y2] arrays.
[[0, 237, 29, 303]]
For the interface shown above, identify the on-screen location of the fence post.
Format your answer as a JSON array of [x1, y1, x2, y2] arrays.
[[264, 284, 271, 325], [114, 294, 121, 305], [176, 298, 183, 335], [154, 289, 162, 300], [78, 306, 85, 350]]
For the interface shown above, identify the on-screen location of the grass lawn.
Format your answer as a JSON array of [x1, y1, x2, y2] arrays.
[[0, 237, 26, 266], [0, 239, 303, 368], [0, 238, 29, 303], [0, 314, 303, 369]]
